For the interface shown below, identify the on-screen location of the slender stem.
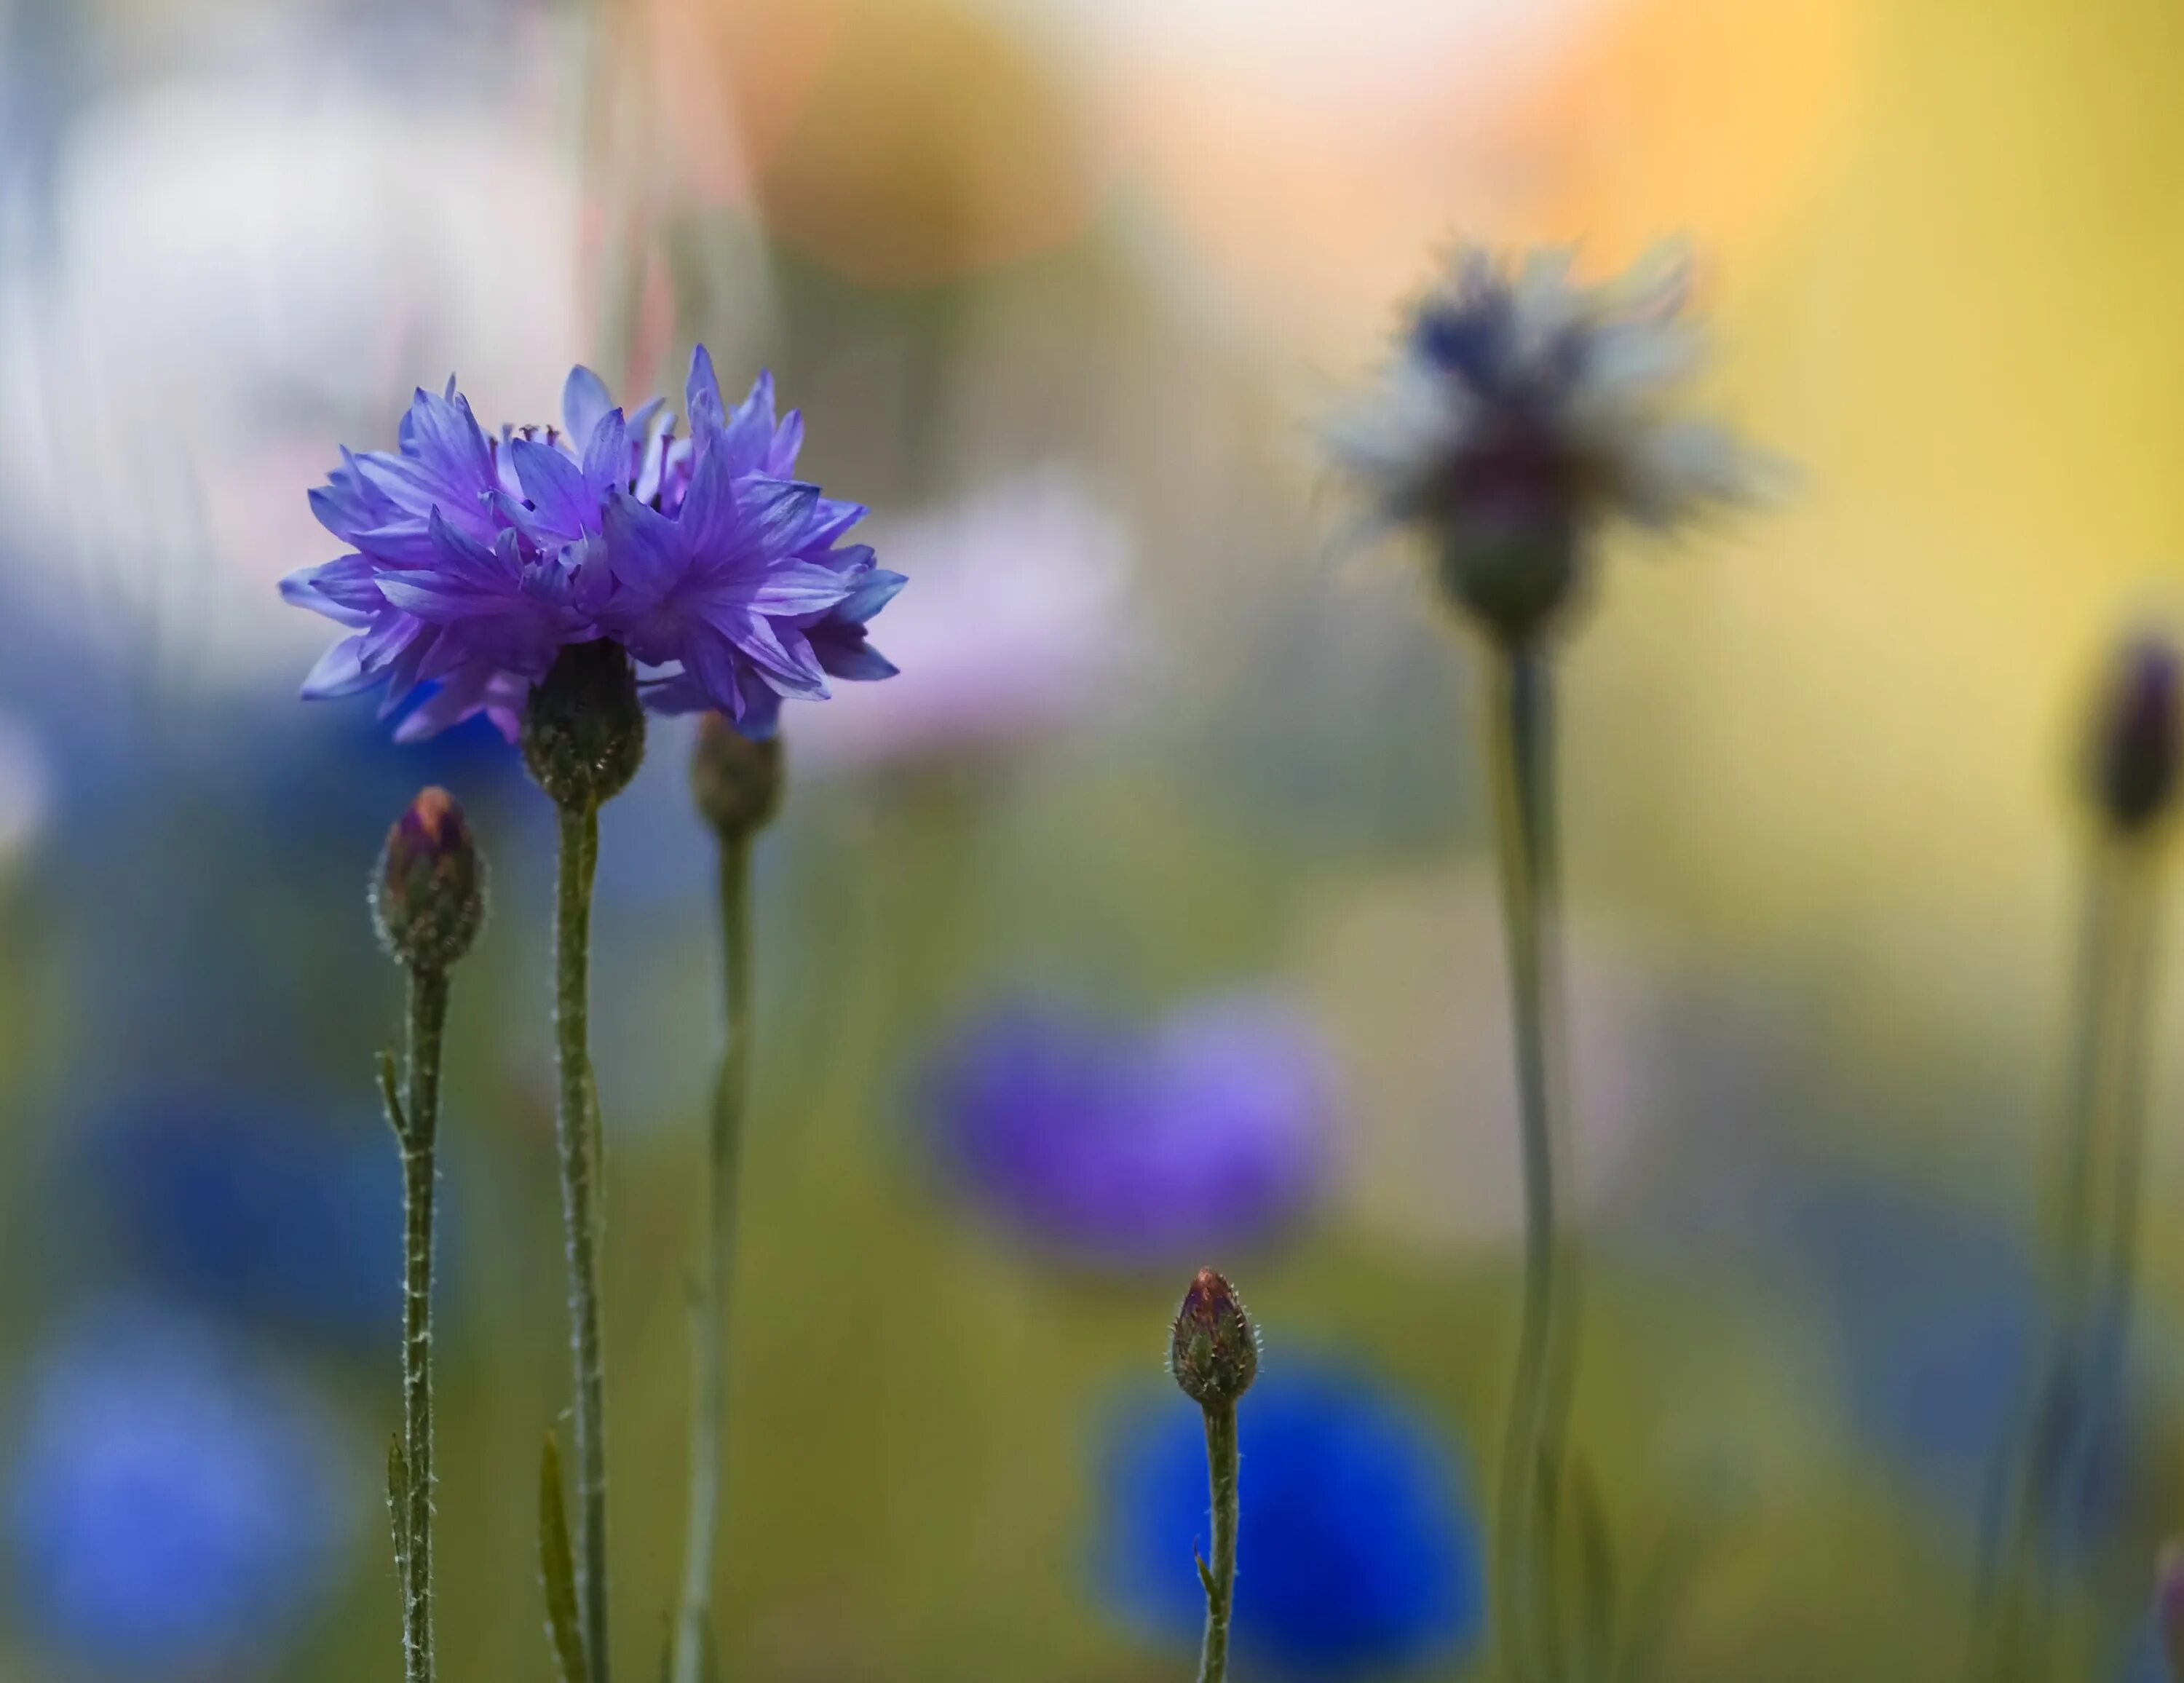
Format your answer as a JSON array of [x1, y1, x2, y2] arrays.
[[674, 833, 753, 1683], [399, 964, 450, 1683], [554, 800, 612, 1683], [2086, 850, 2159, 1418], [1985, 842, 2160, 1683], [1487, 641, 1574, 1683], [1196, 1401, 1240, 1683], [2062, 850, 2161, 1674]]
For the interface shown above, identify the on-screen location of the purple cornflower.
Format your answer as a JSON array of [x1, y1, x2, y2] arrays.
[[283, 349, 901, 741], [925, 992, 1338, 1268]]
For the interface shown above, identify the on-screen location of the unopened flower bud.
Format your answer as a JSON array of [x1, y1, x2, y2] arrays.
[[2156, 1542, 2184, 1681], [522, 638, 646, 810], [2090, 635, 2181, 836], [373, 787, 486, 970], [1170, 1267, 1259, 1409], [690, 714, 784, 841]]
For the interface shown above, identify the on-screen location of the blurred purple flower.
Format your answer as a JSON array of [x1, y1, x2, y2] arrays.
[[283, 349, 901, 741], [926, 992, 1337, 1267], [5, 1300, 349, 1676]]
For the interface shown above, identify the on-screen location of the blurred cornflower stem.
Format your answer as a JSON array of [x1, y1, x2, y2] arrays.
[[1331, 245, 1768, 1683], [674, 717, 786, 1683], [1171, 1269, 1260, 1683], [282, 351, 902, 1682], [1985, 635, 2181, 1683], [371, 787, 488, 1683]]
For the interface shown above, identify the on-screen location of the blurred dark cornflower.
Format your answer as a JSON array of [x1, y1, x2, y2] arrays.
[[283, 350, 902, 741], [1328, 245, 1768, 644], [925, 993, 1337, 1268], [2090, 634, 2182, 837], [4, 1300, 349, 1676], [1099, 1367, 1485, 1679]]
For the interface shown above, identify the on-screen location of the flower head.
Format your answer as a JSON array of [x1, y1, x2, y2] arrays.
[[1329, 245, 1770, 644], [596, 349, 905, 737], [1101, 1368, 1485, 1679], [284, 349, 901, 742], [372, 785, 486, 970], [1169, 1267, 1259, 1407], [282, 378, 600, 742], [925, 992, 1338, 1269], [2089, 632, 2182, 837]]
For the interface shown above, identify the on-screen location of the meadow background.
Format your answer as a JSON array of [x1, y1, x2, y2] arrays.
[[4, 1, 2184, 1679]]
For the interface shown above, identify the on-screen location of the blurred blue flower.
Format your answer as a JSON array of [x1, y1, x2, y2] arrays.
[[82, 1100, 406, 1345], [926, 991, 1337, 1268], [1805, 1185, 2036, 1513], [1099, 1367, 1485, 1679], [1794, 1177, 2145, 1566], [5, 1301, 350, 1675]]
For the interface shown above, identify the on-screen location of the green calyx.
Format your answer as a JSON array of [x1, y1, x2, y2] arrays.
[[689, 713, 785, 842], [523, 639, 648, 812]]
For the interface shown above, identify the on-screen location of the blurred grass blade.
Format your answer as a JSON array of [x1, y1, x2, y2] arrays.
[[1613, 1512, 1706, 1683], [540, 1432, 587, 1683], [1534, 1447, 1565, 1683], [1568, 1460, 1617, 1682]]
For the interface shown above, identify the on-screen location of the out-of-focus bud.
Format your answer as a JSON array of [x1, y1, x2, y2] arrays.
[[2091, 635, 2182, 836], [373, 787, 486, 970], [2155, 1541, 2184, 1681], [1170, 1267, 1259, 1409], [690, 714, 784, 842], [521, 639, 646, 810]]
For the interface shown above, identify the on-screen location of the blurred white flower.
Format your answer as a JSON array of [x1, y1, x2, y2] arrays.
[[0, 68, 589, 679], [789, 467, 1135, 769]]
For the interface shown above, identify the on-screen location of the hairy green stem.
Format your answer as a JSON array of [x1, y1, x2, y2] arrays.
[[1197, 1401, 1240, 1683], [397, 964, 449, 1683], [554, 801, 612, 1683], [674, 833, 753, 1683], [1487, 642, 1575, 1683]]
